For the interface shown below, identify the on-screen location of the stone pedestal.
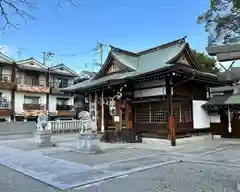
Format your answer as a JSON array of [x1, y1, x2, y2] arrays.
[[76, 133, 102, 154], [35, 130, 54, 147]]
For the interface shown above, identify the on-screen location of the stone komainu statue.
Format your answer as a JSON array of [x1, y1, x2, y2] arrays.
[[78, 110, 97, 133], [36, 114, 49, 131]]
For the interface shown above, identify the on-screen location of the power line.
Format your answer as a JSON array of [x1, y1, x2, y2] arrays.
[[56, 48, 95, 57]]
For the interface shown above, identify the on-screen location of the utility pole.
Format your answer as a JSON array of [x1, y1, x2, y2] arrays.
[[41, 51, 55, 115], [98, 41, 103, 66], [42, 52, 55, 65]]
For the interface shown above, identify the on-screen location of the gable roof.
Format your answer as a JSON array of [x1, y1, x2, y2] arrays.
[[73, 71, 96, 83], [16, 57, 48, 72], [94, 37, 192, 79], [49, 63, 78, 76], [0, 53, 14, 64], [62, 37, 207, 91], [81, 70, 96, 78]]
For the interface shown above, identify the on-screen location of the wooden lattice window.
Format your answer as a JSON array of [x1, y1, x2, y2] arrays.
[[135, 103, 149, 123], [181, 104, 192, 122], [173, 106, 181, 123], [150, 103, 168, 124]]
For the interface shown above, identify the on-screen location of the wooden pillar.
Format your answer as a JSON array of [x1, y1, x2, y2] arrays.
[[115, 99, 121, 132], [101, 90, 105, 132], [125, 99, 133, 129], [89, 93, 92, 113], [94, 92, 98, 127], [166, 74, 176, 146]]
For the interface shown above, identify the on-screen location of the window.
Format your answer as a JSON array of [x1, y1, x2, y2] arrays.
[[135, 103, 149, 123], [151, 105, 168, 124], [24, 76, 39, 86], [173, 105, 181, 123], [57, 98, 69, 105], [134, 102, 192, 124], [57, 78, 68, 88], [24, 96, 39, 104], [181, 105, 192, 122]]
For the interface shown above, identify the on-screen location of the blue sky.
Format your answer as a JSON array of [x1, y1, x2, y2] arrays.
[[1, 0, 213, 72]]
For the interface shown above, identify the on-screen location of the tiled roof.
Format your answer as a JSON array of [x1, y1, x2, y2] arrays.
[[62, 37, 216, 92], [203, 94, 240, 106]]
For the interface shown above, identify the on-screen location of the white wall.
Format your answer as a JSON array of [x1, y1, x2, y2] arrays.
[[15, 92, 47, 114], [2, 66, 12, 75], [2, 66, 12, 81], [192, 100, 210, 129], [0, 89, 12, 101], [49, 94, 74, 112]]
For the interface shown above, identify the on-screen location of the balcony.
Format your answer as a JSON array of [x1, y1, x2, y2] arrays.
[[56, 104, 73, 110], [23, 103, 44, 110], [56, 104, 75, 116], [0, 74, 15, 89], [0, 97, 12, 116], [23, 104, 45, 117], [16, 77, 50, 93], [50, 81, 73, 94]]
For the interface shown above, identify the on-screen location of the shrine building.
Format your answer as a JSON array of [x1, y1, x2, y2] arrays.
[[62, 37, 224, 143]]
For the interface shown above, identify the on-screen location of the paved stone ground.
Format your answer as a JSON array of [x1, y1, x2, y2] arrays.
[[0, 135, 240, 191], [0, 122, 36, 135]]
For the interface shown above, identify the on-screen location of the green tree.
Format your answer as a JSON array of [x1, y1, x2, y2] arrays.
[[192, 50, 219, 73], [198, 0, 240, 45]]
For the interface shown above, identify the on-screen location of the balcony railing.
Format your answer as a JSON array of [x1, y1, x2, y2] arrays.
[[16, 77, 46, 86], [0, 74, 12, 82], [56, 104, 73, 110], [50, 81, 73, 89], [0, 97, 11, 109], [23, 104, 44, 110]]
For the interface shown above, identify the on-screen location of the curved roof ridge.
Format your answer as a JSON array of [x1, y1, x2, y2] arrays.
[[109, 45, 139, 57], [137, 36, 187, 55]]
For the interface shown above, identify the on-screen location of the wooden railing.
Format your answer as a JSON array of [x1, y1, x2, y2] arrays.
[[56, 104, 72, 110], [49, 120, 83, 133], [16, 77, 46, 86], [49, 81, 73, 88], [23, 104, 42, 110]]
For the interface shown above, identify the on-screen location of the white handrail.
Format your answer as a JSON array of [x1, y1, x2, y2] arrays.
[[49, 120, 83, 133]]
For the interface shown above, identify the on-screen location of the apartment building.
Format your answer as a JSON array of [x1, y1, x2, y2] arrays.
[[0, 53, 15, 122], [0, 53, 78, 121], [48, 63, 78, 120]]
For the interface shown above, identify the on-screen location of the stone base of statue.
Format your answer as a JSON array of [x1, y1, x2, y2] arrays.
[[35, 130, 54, 147], [76, 132, 102, 154]]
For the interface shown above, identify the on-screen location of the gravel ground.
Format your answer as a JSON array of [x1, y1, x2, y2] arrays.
[[73, 162, 240, 192]]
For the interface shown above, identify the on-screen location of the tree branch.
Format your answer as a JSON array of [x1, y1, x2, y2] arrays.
[[0, 0, 80, 31]]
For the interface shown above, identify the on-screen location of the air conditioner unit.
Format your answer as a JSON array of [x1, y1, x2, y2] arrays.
[[3, 76, 8, 81]]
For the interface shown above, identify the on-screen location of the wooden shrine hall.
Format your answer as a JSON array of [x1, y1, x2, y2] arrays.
[[62, 37, 224, 145]]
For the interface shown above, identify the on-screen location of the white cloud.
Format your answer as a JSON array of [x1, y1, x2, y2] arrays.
[[0, 45, 10, 56]]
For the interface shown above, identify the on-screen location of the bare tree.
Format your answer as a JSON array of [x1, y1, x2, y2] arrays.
[[0, 0, 80, 30]]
